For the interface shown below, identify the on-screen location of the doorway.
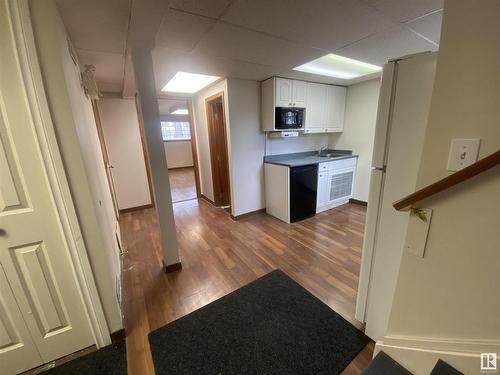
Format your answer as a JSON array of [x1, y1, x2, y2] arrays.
[[205, 92, 231, 208]]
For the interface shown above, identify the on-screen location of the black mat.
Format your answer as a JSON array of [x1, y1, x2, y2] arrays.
[[43, 340, 126, 375], [149, 269, 369, 374], [362, 351, 412, 375]]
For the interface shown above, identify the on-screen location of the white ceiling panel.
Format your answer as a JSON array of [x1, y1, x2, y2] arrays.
[[169, 0, 234, 19], [192, 23, 324, 70], [336, 25, 437, 66], [77, 49, 125, 88], [56, 0, 130, 54], [158, 98, 188, 115], [222, 0, 396, 51], [362, 0, 443, 23], [156, 9, 215, 51], [406, 10, 443, 45], [153, 47, 278, 93]]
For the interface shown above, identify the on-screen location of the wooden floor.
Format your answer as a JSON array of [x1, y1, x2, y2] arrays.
[[168, 167, 197, 203], [121, 199, 374, 375]]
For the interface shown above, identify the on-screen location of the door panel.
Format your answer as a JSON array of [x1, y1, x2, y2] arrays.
[[0, 3, 94, 371], [275, 78, 292, 107], [0, 264, 43, 374], [305, 83, 327, 132], [292, 80, 307, 107]]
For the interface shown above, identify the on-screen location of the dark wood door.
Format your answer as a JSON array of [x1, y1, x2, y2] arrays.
[[206, 94, 231, 207]]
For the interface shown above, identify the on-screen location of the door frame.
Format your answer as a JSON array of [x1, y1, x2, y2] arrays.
[[11, 0, 110, 347], [205, 92, 231, 208], [187, 98, 201, 198]]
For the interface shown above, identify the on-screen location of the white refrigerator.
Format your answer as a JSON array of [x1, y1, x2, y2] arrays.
[[355, 52, 437, 341]]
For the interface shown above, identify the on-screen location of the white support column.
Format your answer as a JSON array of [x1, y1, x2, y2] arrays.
[[131, 47, 180, 270]]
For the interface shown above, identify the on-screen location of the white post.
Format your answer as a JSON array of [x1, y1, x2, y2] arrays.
[[131, 47, 181, 270]]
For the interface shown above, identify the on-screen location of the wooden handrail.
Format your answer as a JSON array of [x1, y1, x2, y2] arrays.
[[393, 150, 500, 211]]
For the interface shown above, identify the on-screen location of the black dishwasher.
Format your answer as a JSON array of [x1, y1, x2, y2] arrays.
[[290, 164, 318, 222]]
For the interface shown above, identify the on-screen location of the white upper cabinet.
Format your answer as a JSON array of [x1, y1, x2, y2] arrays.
[[275, 78, 293, 107], [304, 83, 327, 133], [275, 78, 307, 107], [305, 82, 346, 133], [292, 80, 307, 107], [326, 85, 346, 132]]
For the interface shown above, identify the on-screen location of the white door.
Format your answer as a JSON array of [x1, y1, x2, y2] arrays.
[[0, 3, 94, 373], [325, 85, 346, 132], [275, 78, 293, 107], [305, 83, 327, 133], [292, 80, 307, 107]]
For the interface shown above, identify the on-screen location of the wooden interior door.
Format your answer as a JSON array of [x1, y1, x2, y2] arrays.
[[0, 6, 94, 372], [206, 94, 231, 207]]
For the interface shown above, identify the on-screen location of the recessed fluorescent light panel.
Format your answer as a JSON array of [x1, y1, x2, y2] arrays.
[[171, 108, 188, 115], [293, 53, 381, 79], [162, 72, 220, 94]]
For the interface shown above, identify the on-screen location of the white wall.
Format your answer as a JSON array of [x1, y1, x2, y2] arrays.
[[330, 79, 380, 202], [30, 0, 122, 333], [265, 133, 330, 155], [164, 141, 193, 168], [380, 1, 500, 373], [192, 79, 230, 202], [97, 98, 151, 210], [227, 79, 265, 216]]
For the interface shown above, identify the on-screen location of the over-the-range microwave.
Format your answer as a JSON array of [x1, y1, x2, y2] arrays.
[[275, 107, 305, 130]]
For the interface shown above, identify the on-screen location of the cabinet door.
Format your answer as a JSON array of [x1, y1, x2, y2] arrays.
[[275, 78, 293, 107], [292, 80, 307, 107], [326, 85, 346, 132], [316, 171, 330, 211], [305, 83, 327, 133]]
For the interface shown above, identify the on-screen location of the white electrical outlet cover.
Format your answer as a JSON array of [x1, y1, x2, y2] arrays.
[[447, 138, 481, 171]]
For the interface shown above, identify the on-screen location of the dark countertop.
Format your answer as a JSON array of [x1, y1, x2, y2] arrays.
[[264, 150, 357, 167]]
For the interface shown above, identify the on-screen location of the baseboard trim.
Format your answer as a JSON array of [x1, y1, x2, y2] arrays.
[[110, 328, 126, 343], [231, 208, 266, 221], [164, 261, 182, 273], [200, 194, 216, 206], [119, 204, 154, 214], [349, 198, 368, 206], [167, 166, 194, 171]]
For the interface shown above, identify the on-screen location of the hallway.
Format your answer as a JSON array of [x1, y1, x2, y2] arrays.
[[168, 167, 197, 203], [120, 200, 374, 375]]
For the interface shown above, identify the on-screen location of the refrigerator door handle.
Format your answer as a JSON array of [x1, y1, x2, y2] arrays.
[[372, 166, 387, 172]]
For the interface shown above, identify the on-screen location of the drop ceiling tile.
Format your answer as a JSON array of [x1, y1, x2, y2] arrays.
[[156, 10, 215, 51], [221, 0, 396, 51], [56, 0, 129, 54], [362, 0, 443, 23], [77, 49, 125, 85], [406, 10, 442, 45], [158, 99, 188, 115], [169, 0, 233, 18], [192, 22, 324, 69], [336, 25, 437, 66]]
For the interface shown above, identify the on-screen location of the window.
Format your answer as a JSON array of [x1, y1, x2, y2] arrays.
[[161, 121, 191, 141]]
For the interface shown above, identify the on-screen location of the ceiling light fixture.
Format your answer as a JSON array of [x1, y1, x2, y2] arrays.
[[171, 108, 189, 115], [162, 72, 220, 94], [293, 53, 381, 79]]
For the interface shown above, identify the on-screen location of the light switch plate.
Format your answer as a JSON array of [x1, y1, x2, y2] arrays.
[[447, 138, 481, 171]]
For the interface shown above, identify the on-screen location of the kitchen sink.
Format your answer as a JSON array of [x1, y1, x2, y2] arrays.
[[317, 149, 343, 158]]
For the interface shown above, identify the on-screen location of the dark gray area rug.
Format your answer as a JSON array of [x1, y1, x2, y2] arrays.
[[43, 340, 126, 374], [149, 269, 369, 374]]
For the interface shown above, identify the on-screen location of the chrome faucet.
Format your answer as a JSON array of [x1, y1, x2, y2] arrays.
[[318, 145, 327, 155]]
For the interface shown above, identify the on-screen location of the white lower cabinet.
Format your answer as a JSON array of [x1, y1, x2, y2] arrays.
[[316, 158, 357, 213]]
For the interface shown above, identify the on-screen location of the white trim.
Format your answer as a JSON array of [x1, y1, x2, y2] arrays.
[[8, 0, 111, 347], [376, 336, 500, 374]]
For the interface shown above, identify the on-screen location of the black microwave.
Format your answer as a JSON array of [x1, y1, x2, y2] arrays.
[[275, 107, 305, 130]]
